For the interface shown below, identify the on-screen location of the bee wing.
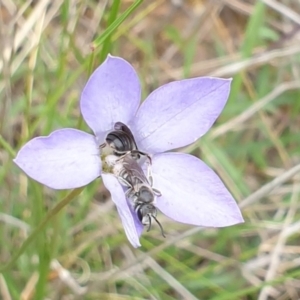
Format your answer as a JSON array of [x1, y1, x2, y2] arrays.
[[122, 155, 149, 184]]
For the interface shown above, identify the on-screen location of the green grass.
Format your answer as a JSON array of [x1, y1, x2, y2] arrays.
[[1, 0, 300, 299]]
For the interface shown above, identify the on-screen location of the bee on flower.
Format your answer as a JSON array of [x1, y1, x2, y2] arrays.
[[14, 55, 243, 247]]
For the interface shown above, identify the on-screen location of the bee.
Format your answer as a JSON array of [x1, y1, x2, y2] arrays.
[[105, 153, 165, 237], [102, 122, 164, 236]]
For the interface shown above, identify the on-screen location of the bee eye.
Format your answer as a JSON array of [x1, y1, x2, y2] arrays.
[[136, 207, 143, 222]]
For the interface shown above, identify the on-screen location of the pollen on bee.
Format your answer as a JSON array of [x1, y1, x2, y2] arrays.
[[101, 154, 118, 174], [100, 143, 117, 174]]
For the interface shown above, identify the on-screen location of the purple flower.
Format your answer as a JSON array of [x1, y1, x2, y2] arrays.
[[14, 55, 244, 247]]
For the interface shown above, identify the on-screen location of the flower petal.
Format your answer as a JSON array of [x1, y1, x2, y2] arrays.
[[151, 153, 244, 227], [80, 55, 141, 141], [126, 197, 144, 237], [102, 174, 142, 247], [14, 129, 101, 190], [131, 77, 231, 153]]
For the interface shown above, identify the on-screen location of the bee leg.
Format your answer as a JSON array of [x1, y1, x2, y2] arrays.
[[115, 151, 132, 162], [145, 164, 162, 196], [146, 215, 152, 232], [129, 150, 152, 164], [117, 176, 132, 189], [138, 151, 152, 164], [127, 150, 140, 161], [124, 149, 151, 163], [145, 161, 153, 184], [152, 188, 162, 197], [125, 187, 134, 198], [148, 174, 154, 186]]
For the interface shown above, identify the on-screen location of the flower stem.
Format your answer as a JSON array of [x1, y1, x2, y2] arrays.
[[0, 135, 15, 157]]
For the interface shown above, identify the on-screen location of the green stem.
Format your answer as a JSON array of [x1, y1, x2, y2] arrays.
[[91, 0, 143, 50], [32, 184, 48, 298], [100, 0, 121, 62], [0, 187, 83, 272], [0, 135, 15, 157]]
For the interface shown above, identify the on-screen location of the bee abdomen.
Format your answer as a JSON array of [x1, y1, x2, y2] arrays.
[[106, 131, 137, 154]]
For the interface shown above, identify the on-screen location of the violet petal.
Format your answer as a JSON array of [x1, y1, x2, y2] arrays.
[[151, 153, 244, 227], [126, 198, 144, 237], [131, 77, 231, 153], [14, 129, 101, 190], [102, 173, 141, 247], [80, 55, 141, 141]]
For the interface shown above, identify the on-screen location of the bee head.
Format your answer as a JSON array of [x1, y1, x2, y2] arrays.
[[135, 204, 165, 238]]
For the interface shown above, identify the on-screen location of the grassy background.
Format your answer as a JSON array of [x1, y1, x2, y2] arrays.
[[1, 0, 300, 299]]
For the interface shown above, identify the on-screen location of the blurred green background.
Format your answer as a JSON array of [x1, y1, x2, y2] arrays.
[[1, 0, 300, 299]]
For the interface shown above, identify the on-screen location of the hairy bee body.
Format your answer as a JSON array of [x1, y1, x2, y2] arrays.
[[106, 153, 165, 237], [103, 122, 165, 236]]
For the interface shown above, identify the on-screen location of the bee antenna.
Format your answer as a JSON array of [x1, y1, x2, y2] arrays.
[[147, 215, 152, 232], [152, 215, 166, 238]]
